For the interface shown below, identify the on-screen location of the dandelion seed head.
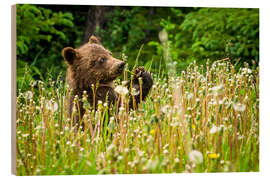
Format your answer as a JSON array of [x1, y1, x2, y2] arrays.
[[161, 105, 169, 113], [115, 85, 129, 96], [233, 103, 246, 112], [187, 93, 193, 100], [159, 29, 168, 42], [211, 84, 224, 96], [36, 168, 41, 173], [119, 106, 125, 112], [117, 155, 123, 161], [24, 91, 33, 99], [46, 100, 58, 112], [210, 125, 221, 134], [189, 150, 203, 164]]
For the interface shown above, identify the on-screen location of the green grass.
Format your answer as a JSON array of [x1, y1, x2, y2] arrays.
[[16, 60, 259, 175]]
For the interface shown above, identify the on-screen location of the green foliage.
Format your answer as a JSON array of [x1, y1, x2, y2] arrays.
[[16, 5, 259, 86], [16, 4, 74, 56], [17, 60, 36, 91], [16, 4, 86, 87], [158, 8, 259, 65], [97, 7, 174, 70]]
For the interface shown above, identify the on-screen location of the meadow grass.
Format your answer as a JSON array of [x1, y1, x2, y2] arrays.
[[16, 60, 259, 175]]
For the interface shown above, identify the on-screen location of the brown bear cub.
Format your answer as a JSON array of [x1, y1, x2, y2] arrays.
[[62, 35, 153, 129]]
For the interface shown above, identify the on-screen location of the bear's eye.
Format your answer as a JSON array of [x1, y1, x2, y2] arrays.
[[99, 58, 106, 64]]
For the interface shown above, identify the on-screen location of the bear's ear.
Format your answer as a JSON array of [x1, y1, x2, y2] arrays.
[[62, 47, 78, 65], [89, 35, 101, 44]]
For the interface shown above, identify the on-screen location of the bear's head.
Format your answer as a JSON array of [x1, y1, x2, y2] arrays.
[[62, 35, 126, 89]]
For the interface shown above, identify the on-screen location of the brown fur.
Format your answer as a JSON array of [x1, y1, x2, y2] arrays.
[[62, 35, 153, 129]]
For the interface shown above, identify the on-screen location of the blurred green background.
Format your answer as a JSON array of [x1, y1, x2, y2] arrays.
[[16, 4, 259, 91]]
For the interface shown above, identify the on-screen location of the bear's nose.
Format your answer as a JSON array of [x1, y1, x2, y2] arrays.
[[118, 62, 126, 70]]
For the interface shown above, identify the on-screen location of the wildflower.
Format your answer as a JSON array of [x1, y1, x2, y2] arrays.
[[124, 148, 129, 153], [139, 151, 144, 157], [22, 134, 29, 138], [119, 106, 125, 112], [220, 160, 225, 164], [66, 141, 71, 145], [131, 88, 139, 96], [115, 85, 128, 96], [170, 121, 179, 127], [187, 93, 194, 100], [35, 106, 41, 111], [189, 150, 203, 164], [46, 100, 58, 113], [219, 98, 226, 105], [242, 68, 252, 74], [207, 153, 220, 159], [209, 99, 217, 106], [36, 168, 41, 174], [233, 103, 246, 112], [24, 91, 33, 99], [163, 149, 169, 155], [34, 125, 42, 130], [96, 100, 102, 106], [211, 84, 224, 96], [159, 29, 168, 43], [117, 155, 123, 161], [161, 105, 169, 113], [209, 125, 221, 134], [146, 136, 153, 143]]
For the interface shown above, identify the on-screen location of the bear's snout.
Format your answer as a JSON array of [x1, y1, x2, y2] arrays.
[[118, 62, 126, 72]]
